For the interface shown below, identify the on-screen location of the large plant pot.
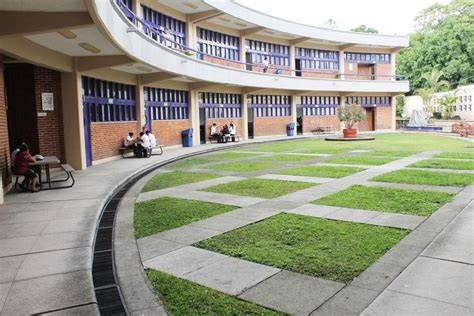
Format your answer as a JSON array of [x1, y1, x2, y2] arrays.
[[343, 128, 357, 138]]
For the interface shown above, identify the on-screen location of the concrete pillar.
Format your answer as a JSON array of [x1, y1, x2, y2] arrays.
[[240, 36, 246, 70], [189, 90, 200, 145], [61, 70, 86, 170], [289, 45, 296, 76], [391, 95, 397, 130], [136, 78, 145, 132], [390, 52, 397, 80], [291, 95, 297, 132], [241, 93, 248, 140], [338, 50, 345, 79], [339, 96, 346, 132], [186, 19, 196, 50], [132, 0, 140, 15]]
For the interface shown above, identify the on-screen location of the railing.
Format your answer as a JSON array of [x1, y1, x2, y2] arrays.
[[115, 0, 405, 81]]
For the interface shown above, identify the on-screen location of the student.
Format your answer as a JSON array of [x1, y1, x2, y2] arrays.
[[221, 124, 230, 143], [10, 141, 24, 167], [262, 56, 269, 73], [124, 132, 135, 149], [163, 28, 174, 48], [229, 123, 237, 142], [139, 131, 150, 158], [146, 130, 157, 148], [210, 123, 220, 142], [13, 143, 38, 192]]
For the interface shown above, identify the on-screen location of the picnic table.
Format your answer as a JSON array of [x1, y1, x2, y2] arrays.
[[29, 156, 75, 190]]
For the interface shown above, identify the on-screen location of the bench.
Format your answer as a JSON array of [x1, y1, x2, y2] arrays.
[[119, 145, 164, 158], [312, 125, 335, 135], [208, 134, 240, 144]]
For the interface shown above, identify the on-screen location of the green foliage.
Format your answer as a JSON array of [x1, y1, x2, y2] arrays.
[[195, 213, 409, 283], [328, 156, 398, 166], [395, 96, 406, 118], [351, 25, 379, 33], [337, 104, 366, 129], [142, 171, 220, 192], [276, 165, 365, 178], [397, 0, 474, 92], [415, 69, 451, 116], [438, 93, 459, 119], [372, 169, 474, 187], [409, 159, 474, 170], [146, 270, 283, 315]]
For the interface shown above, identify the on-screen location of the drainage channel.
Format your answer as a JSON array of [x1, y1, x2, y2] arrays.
[[91, 137, 315, 314]]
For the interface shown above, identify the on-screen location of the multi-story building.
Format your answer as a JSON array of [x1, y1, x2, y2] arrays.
[[0, 0, 409, 192]]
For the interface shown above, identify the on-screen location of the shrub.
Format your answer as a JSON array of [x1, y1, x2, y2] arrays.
[[338, 103, 366, 129]]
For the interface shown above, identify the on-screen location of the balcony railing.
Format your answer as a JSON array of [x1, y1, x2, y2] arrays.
[[115, 0, 404, 81]]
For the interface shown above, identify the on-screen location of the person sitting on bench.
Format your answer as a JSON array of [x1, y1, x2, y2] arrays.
[[13, 143, 39, 192], [220, 124, 230, 143], [124, 132, 141, 158], [229, 123, 237, 142], [210, 123, 220, 142], [139, 132, 150, 158], [146, 130, 157, 148]]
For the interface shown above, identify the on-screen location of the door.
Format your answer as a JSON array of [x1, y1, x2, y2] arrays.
[[366, 108, 375, 131], [247, 108, 254, 139], [245, 53, 253, 71], [297, 108, 303, 134], [83, 103, 92, 167], [295, 59, 302, 77], [199, 108, 206, 144], [145, 104, 152, 132]]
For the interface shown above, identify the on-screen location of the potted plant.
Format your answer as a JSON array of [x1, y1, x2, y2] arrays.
[[337, 103, 366, 138]]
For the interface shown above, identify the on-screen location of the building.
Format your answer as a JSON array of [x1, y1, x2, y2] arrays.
[[404, 85, 474, 121], [0, 0, 409, 194]]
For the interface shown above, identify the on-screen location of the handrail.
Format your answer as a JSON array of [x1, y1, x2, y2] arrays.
[[115, 0, 405, 81]]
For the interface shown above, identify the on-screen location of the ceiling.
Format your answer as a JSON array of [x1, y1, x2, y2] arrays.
[[157, 0, 212, 14], [0, 0, 86, 12]]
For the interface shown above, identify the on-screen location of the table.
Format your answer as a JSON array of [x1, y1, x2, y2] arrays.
[[29, 156, 60, 190]]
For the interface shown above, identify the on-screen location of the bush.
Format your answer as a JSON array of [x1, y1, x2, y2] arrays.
[[338, 104, 366, 129]]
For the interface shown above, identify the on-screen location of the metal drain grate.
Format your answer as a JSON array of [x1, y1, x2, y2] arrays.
[[95, 286, 126, 315], [99, 212, 116, 229], [92, 250, 115, 288]]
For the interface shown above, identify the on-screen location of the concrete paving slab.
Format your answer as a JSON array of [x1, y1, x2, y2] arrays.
[[378, 243, 424, 267], [0, 282, 11, 313], [363, 181, 462, 194], [256, 174, 332, 184], [185, 256, 281, 296], [173, 176, 246, 191], [1, 270, 96, 315], [0, 236, 37, 257], [387, 257, 473, 308], [137, 236, 185, 262], [222, 207, 279, 221], [362, 290, 473, 316], [143, 246, 229, 277], [163, 190, 267, 207], [15, 247, 91, 281], [118, 274, 162, 313], [351, 261, 405, 291], [252, 199, 306, 211], [325, 207, 381, 224], [239, 270, 343, 315], [287, 204, 339, 218], [42, 303, 100, 315], [130, 305, 167, 316], [399, 230, 440, 248], [0, 256, 25, 283], [367, 212, 425, 230], [312, 285, 380, 316], [189, 213, 255, 232], [150, 225, 222, 245], [113, 240, 144, 279], [0, 222, 48, 239], [42, 217, 97, 234], [31, 231, 92, 252]]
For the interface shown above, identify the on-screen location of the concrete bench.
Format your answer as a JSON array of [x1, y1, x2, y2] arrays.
[[119, 145, 164, 158], [208, 135, 240, 143]]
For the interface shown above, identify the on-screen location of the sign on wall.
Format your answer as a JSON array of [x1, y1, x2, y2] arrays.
[[41, 92, 54, 111]]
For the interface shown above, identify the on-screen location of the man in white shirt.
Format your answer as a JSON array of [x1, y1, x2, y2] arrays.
[[124, 132, 135, 148], [146, 130, 157, 148], [139, 132, 150, 158], [262, 56, 269, 73], [210, 123, 220, 142]]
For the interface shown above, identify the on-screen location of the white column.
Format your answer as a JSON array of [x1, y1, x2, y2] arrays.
[[289, 45, 296, 76], [291, 95, 297, 133], [240, 36, 246, 70], [241, 93, 248, 140], [339, 96, 346, 132], [338, 50, 345, 79], [188, 90, 200, 145], [391, 95, 397, 130], [390, 52, 397, 80], [136, 77, 145, 132]]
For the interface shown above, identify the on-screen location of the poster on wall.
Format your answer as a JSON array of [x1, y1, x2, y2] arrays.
[[41, 92, 54, 111]]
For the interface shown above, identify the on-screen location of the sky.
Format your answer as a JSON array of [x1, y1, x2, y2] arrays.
[[235, 0, 451, 35]]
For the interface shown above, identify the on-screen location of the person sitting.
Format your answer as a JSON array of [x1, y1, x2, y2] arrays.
[[13, 143, 38, 192], [229, 123, 237, 142], [124, 132, 135, 149], [210, 123, 220, 142], [162, 28, 174, 48], [146, 130, 157, 148], [10, 141, 24, 168], [220, 124, 230, 143], [139, 131, 150, 158]]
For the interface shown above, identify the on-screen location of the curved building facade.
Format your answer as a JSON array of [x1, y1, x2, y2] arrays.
[[0, 0, 409, 187]]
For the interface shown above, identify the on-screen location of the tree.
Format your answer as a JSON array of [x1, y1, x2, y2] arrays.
[[415, 88, 434, 118], [396, 0, 474, 93], [415, 69, 450, 117], [395, 95, 406, 118], [324, 19, 338, 29], [350, 25, 379, 34], [438, 93, 458, 119]]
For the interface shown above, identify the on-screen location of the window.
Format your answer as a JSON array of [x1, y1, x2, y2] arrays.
[[345, 96, 392, 107], [249, 94, 291, 117], [144, 87, 189, 120], [199, 92, 242, 118], [344, 52, 390, 64], [197, 28, 240, 61], [141, 5, 186, 49], [246, 40, 289, 66]]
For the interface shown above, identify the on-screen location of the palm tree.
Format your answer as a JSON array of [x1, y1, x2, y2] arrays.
[[415, 69, 450, 117]]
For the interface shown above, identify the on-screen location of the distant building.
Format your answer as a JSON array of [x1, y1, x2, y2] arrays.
[[405, 85, 474, 121]]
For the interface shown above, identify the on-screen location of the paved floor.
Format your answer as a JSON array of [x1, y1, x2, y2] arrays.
[[1, 133, 473, 315]]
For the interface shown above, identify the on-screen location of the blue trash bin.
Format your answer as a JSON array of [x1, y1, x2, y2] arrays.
[[287, 123, 295, 136], [181, 128, 193, 147]]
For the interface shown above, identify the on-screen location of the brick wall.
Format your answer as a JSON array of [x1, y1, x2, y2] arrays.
[[356, 108, 375, 131], [251, 65, 292, 76], [344, 62, 359, 80], [375, 64, 392, 81], [302, 70, 338, 79], [202, 55, 243, 70], [151, 119, 191, 146], [253, 116, 292, 137], [376, 107, 392, 129], [90, 121, 137, 161], [0, 59, 10, 188], [204, 117, 242, 141], [302, 116, 340, 133], [33, 66, 65, 162]]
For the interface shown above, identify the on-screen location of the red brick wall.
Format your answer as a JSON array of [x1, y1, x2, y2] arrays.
[[344, 62, 359, 80], [254, 116, 292, 137], [33, 66, 65, 162], [302, 70, 338, 79], [375, 64, 392, 81], [151, 119, 191, 146], [202, 55, 243, 70], [251, 65, 291, 76], [0, 59, 11, 187], [90, 121, 137, 161], [302, 116, 340, 133], [356, 108, 374, 131], [204, 118, 242, 141], [376, 107, 392, 129]]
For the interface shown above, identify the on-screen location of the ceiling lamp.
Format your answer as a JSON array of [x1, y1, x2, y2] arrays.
[[78, 43, 101, 54], [184, 2, 198, 9], [234, 22, 247, 27], [137, 66, 153, 73], [57, 30, 77, 39]]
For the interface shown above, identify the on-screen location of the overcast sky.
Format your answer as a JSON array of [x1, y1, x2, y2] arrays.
[[235, 0, 451, 35]]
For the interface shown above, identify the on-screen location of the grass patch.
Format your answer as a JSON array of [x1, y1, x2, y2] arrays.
[[298, 148, 348, 154], [434, 152, 474, 160], [327, 156, 398, 166], [276, 165, 364, 178], [206, 152, 262, 160], [409, 159, 474, 170], [372, 169, 474, 187], [195, 213, 409, 283], [134, 197, 237, 238], [260, 154, 318, 163], [204, 161, 276, 172], [142, 171, 220, 192], [146, 270, 283, 316], [201, 178, 315, 199], [363, 151, 418, 157], [312, 185, 453, 216], [168, 158, 211, 169]]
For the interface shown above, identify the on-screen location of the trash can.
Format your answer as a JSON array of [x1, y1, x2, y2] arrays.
[[287, 123, 295, 136], [181, 128, 193, 147]]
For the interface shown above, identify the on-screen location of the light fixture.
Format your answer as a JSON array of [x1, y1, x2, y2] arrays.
[[264, 30, 275, 34], [78, 43, 101, 54], [57, 30, 77, 39], [218, 17, 231, 22], [137, 66, 153, 72], [184, 2, 198, 9], [234, 22, 247, 27]]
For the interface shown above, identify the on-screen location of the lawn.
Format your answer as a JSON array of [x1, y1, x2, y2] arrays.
[[168, 158, 211, 169], [146, 270, 283, 316], [206, 152, 263, 160], [434, 152, 474, 159], [195, 213, 409, 283], [276, 165, 365, 178], [134, 197, 237, 238], [259, 154, 319, 163], [409, 159, 474, 170], [363, 151, 418, 157], [327, 156, 398, 166], [142, 171, 220, 192], [372, 169, 474, 187], [312, 185, 453, 216], [204, 161, 276, 172], [298, 148, 348, 154], [201, 178, 315, 199]]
